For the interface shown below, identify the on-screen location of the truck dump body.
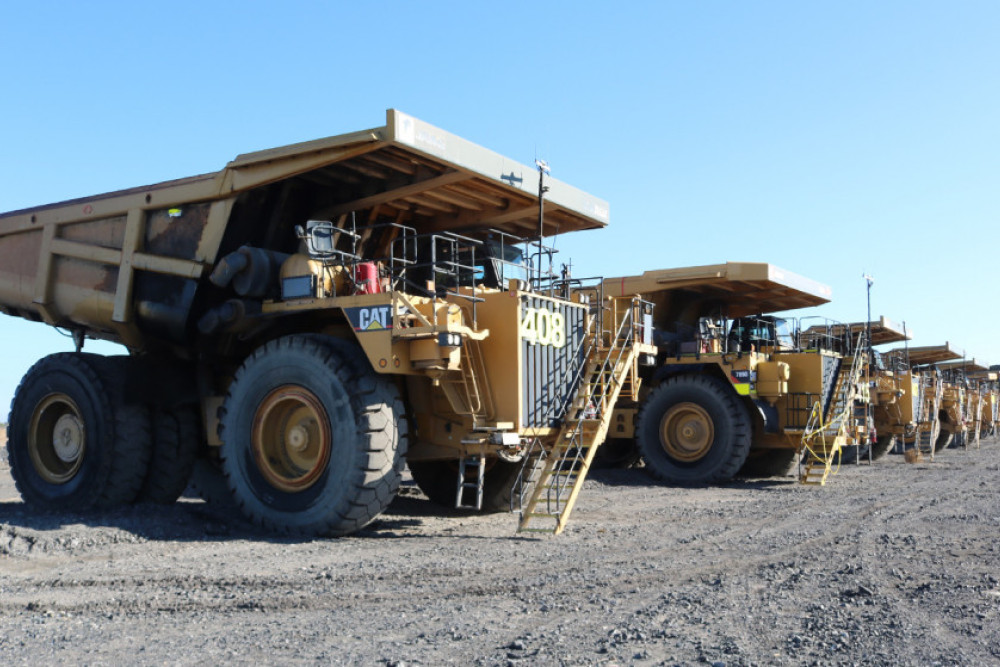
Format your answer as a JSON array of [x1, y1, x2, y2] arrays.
[[603, 262, 831, 331], [803, 316, 910, 347], [936, 360, 987, 374], [891, 343, 962, 367], [0, 109, 609, 351]]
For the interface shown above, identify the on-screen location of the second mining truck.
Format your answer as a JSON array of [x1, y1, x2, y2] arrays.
[[0, 110, 655, 537], [886, 343, 963, 459], [973, 369, 1000, 437], [937, 359, 990, 450], [810, 317, 912, 462], [601, 262, 873, 486]]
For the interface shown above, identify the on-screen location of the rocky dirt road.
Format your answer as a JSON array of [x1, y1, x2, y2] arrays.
[[2, 436, 998, 665]]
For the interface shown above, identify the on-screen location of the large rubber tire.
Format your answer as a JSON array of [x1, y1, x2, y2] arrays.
[[934, 431, 954, 452], [408, 458, 526, 512], [636, 375, 752, 485], [220, 335, 407, 536], [187, 455, 236, 508], [139, 406, 200, 504], [870, 434, 897, 460], [949, 430, 966, 449], [592, 437, 641, 470], [737, 448, 799, 478], [839, 442, 872, 464], [7, 353, 152, 511]]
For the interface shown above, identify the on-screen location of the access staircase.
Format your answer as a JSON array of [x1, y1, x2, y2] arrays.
[[798, 333, 869, 485], [515, 298, 645, 535], [913, 374, 942, 460]]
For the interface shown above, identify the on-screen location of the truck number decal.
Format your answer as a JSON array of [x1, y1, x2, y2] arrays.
[[521, 307, 565, 348]]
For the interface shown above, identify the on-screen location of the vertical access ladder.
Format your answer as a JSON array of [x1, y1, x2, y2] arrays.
[[799, 333, 869, 485], [515, 297, 646, 535]]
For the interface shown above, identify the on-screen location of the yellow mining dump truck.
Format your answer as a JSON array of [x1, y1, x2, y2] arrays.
[[0, 109, 655, 537], [965, 366, 1000, 448], [600, 262, 874, 486], [976, 369, 1000, 437], [812, 317, 911, 462], [887, 343, 961, 459], [937, 359, 989, 450]]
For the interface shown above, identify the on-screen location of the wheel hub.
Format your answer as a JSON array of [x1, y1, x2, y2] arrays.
[[53, 414, 84, 463], [252, 385, 332, 493], [660, 402, 715, 462], [286, 425, 310, 452], [29, 394, 86, 484]]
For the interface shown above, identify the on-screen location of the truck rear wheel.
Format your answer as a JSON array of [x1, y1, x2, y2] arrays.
[[637, 375, 751, 484], [220, 335, 406, 536], [7, 353, 152, 511], [139, 406, 200, 504], [408, 458, 525, 512]]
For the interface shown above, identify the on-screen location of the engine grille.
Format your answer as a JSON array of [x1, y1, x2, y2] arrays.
[[521, 295, 587, 429]]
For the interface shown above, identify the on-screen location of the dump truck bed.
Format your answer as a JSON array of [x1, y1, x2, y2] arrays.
[[936, 360, 988, 374], [603, 262, 832, 330], [802, 316, 911, 347], [0, 110, 609, 349], [889, 343, 962, 367]]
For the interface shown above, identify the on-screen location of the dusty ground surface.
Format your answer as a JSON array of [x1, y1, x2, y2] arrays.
[[2, 434, 998, 666]]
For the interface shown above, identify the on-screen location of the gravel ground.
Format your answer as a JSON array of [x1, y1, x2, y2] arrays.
[[2, 435, 998, 666]]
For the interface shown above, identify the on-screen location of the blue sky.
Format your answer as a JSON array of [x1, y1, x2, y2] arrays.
[[2, 1, 998, 410]]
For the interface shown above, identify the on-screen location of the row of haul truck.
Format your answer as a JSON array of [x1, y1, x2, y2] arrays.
[[1, 111, 994, 536]]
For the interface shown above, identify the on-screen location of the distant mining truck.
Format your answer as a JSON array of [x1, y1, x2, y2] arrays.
[[600, 262, 873, 486], [0, 110, 655, 536], [936, 359, 990, 449], [887, 343, 963, 457], [818, 317, 912, 462]]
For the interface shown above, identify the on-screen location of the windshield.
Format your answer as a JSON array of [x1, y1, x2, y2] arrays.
[[728, 316, 795, 351], [478, 240, 531, 289]]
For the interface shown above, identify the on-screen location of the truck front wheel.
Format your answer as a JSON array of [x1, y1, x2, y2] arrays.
[[220, 335, 406, 536], [738, 448, 799, 478], [637, 375, 751, 484]]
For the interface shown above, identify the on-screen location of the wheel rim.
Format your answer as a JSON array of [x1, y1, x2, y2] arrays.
[[252, 385, 332, 492], [660, 402, 714, 462], [29, 394, 86, 484]]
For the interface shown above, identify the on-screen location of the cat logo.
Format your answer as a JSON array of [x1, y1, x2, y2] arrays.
[[348, 305, 393, 332]]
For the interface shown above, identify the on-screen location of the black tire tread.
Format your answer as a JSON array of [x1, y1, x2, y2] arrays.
[[139, 406, 200, 504], [870, 434, 896, 460], [637, 374, 752, 485], [84, 355, 153, 508], [934, 430, 954, 452], [219, 335, 407, 536], [7, 352, 151, 510], [738, 448, 799, 478]]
